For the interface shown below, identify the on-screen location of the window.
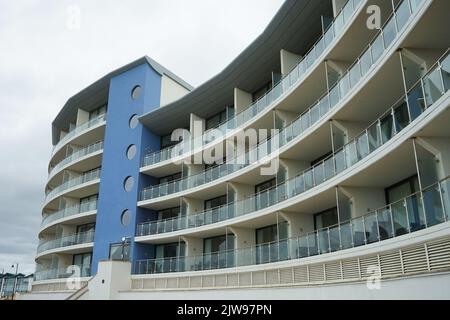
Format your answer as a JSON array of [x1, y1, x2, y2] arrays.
[[79, 194, 98, 212], [89, 105, 107, 120], [129, 114, 139, 129], [252, 82, 272, 102], [206, 110, 227, 130], [256, 222, 289, 245], [158, 207, 181, 220], [124, 176, 134, 192], [161, 134, 178, 149], [203, 234, 235, 254], [109, 242, 130, 261], [255, 178, 276, 193], [126, 144, 137, 160], [159, 172, 182, 185], [311, 151, 333, 167], [121, 210, 132, 226], [386, 175, 419, 203], [76, 223, 95, 234], [155, 242, 185, 259], [131, 85, 142, 100], [256, 225, 277, 244], [314, 207, 338, 229], [72, 253, 92, 277], [204, 195, 227, 210]]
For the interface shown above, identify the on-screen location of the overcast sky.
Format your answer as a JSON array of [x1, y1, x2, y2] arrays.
[[0, 0, 284, 275]]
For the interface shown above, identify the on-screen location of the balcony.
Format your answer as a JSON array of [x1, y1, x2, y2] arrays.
[[48, 141, 103, 181], [134, 175, 450, 274], [52, 114, 106, 157], [140, 0, 366, 168], [44, 168, 101, 205], [140, 0, 427, 203], [34, 266, 91, 282], [40, 199, 98, 230], [137, 45, 449, 236], [37, 230, 95, 255]]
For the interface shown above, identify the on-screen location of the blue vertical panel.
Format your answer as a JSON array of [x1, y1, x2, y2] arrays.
[[92, 63, 161, 274]]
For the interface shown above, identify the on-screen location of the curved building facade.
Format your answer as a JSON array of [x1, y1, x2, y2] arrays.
[[30, 0, 450, 299]]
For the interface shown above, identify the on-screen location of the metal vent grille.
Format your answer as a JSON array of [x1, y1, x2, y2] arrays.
[[252, 271, 265, 285], [402, 244, 429, 274], [309, 264, 325, 282], [227, 274, 238, 287], [280, 268, 294, 284], [167, 277, 178, 288], [239, 273, 252, 286], [293, 266, 308, 283], [360, 256, 379, 278], [325, 262, 342, 281], [189, 276, 202, 288], [214, 275, 227, 287], [202, 275, 214, 287], [155, 278, 166, 289], [380, 251, 402, 276], [342, 259, 360, 279], [179, 277, 190, 288], [427, 238, 450, 271], [266, 270, 279, 285]]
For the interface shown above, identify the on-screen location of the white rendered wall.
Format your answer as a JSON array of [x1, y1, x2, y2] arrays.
[[160, 74, 191, 107]]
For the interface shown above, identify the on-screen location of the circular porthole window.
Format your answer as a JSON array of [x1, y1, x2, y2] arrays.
[[121, 209, 132, 226], [126, 144, 137, 160], [131, 85, 142, 100], [124, 176, 134, 192], [129, 114, 139, 129]]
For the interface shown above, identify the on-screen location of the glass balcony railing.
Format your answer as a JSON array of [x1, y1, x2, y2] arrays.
[[141, 0, 365, 168], [40, 199, 98, 229], [134, 175, 450, 275], [34, 266, 91, 281], [52, 114, 106, 156], [44, 168, 101, 204], [140, 0, 426, 202], [37, 230, 95, 254], [137, 45, 449, 237], [49, 141, 103, 179]]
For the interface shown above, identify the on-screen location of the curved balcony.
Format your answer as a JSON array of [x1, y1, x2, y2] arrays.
[[44, 169, 101, 206], [135, 175, 450, 274], [34, 266, 91, 282], [141, 0, 366, 169], [48, 141, 103, 182], [40, 199, 97, 232], [137, 47, 450, 236], [140, 0, 429, 203], [36, 230, 95, 256], [52, 114, 106, 158]]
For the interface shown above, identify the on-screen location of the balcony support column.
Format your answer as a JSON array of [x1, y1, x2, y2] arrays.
[[280, 49, 302, 76]]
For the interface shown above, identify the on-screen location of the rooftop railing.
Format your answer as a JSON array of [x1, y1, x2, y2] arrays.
[[40, 199, 98, 229], [48, 141, 103, 180], [140, 0, 425, 202], [141, 0, 365, 168], [137, 44, 449, 237], [52, 114, 106, 156], [134, 174, 450, 274], [37, 230, 95, 254], [44, 168, 101, 204]]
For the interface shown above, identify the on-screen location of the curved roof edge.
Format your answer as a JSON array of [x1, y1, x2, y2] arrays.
[[140, 0, 333, 135], [51, 56, 193, 145]]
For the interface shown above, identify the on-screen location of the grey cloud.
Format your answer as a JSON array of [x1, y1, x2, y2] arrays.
[[0, 0, 284, 275]]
